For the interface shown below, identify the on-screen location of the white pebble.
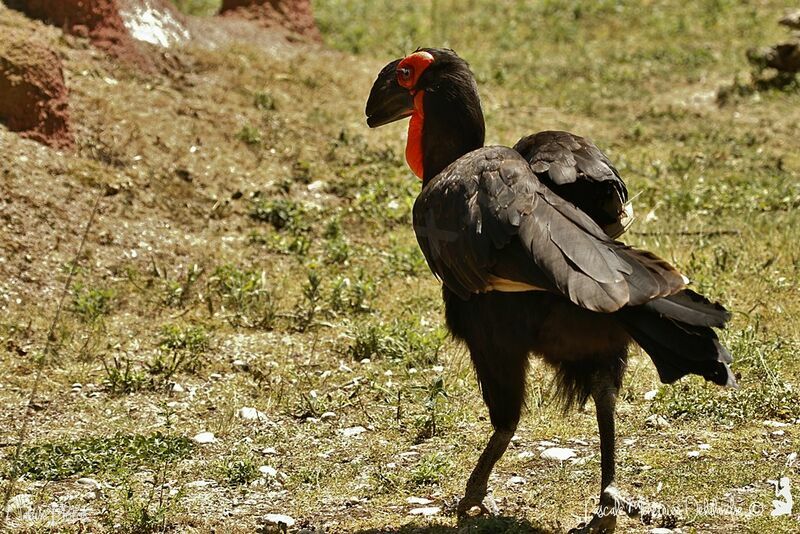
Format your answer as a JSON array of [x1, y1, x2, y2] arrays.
[[516, 451, 536, 460], [507, 476, 526, 485], [406, 496, 432, 505], [409, 506, 440, 516], [185, 480, 213, 488], [262, 513, 295, 528], [687, 450, 701, 458], [540, 447, 577, 461], [644, 390, 658, 401], [259, 465, 277, 478], [320, 411, 337, 420], [339, 426, 367, 437], [193, 432, 217, 444], [170, 382, 184, 393], [764, 420, 789, 428], [237, 407, 267, 422], [645, 414, 671, 429]]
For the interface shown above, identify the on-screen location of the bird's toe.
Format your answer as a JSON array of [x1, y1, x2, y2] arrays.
[[456, 493, 499, 518]]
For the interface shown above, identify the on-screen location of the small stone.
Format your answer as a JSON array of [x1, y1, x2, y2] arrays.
[[259, 465, 277, 478], [507, 476, 526, 485], [649, 528, 675, 534], [193, 432, 217, 444], [232, 359, 250, 371], [76, 477, 100, 489], [339, 426, 367, 437], [262, 447, 277, 455], [687, 450, 701, 458], [262, 513, 295, 528], [540, 447, 577, 462], [644, 390, 658, 401], [170, 382, 184, 393], [698, 443, 711, 450], [209, 373, 223, 381], [320, 411, 337, 420], [406, 496, 433, 505], [516, 451, 536, 460], [645, 414, 671, 429], [409, 506, 440, 516], [237, 407, 267, 422], [85, 491, 97, 500], [772, 430, 785, 437], [764, 420, 789, 428], [71, 383, 83, 389], [538, 440, 557, 447]]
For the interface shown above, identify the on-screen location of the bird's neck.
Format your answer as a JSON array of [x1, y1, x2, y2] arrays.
[[409, 82, 485, 187]]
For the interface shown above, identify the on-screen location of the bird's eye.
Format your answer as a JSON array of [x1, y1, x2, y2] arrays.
[[397, 67, 412, 83]]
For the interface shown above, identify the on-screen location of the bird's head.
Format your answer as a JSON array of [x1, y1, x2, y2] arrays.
[[365, 48, 484, 181]]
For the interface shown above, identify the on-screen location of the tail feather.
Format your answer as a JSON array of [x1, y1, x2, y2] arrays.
[[619, 289, 736, 387]]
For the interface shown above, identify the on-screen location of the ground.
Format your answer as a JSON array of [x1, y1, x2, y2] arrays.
[[0, 0, 799, 533]]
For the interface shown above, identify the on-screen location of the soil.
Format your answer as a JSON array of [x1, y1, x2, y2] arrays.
[[4, 0, 153, 69], [0, 28, 73, 149], [219, 0, 321, 42]]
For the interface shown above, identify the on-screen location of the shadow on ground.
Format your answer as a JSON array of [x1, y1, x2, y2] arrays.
[[353, 515, 558, 534]]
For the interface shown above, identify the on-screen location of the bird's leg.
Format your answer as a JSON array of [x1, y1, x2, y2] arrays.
[[570, 370, 639, 534], [457, 428, 514, 517]]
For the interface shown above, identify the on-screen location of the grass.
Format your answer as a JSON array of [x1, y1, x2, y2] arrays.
[[0, 0, 798, 532]]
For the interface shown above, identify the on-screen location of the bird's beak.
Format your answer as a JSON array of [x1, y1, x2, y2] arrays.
[[366, 59, 414, 128]]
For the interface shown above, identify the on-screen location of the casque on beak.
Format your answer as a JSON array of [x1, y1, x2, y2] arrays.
[[365, 58, 415, 128]]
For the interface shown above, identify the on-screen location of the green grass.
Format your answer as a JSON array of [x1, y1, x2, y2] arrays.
[[0, 0, 798, 532], [7, 433, 194, 481]]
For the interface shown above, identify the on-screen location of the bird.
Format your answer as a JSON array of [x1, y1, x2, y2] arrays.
[[365, 48, 736, 533]]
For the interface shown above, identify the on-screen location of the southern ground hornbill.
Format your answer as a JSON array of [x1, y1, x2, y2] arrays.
[[365, 48, 735, 533]]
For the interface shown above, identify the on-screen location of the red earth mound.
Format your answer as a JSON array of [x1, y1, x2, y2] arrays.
[[220, 0, 320, 41], [0, 32, 73, 149], [5, 0, 153, 68]]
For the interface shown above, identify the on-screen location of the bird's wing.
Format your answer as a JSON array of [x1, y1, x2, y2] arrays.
[[513, 131, 631, 238], [412, 146, 684, 312]]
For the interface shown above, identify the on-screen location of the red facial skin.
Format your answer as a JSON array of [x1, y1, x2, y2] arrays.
[[396, 51, 434, 180]]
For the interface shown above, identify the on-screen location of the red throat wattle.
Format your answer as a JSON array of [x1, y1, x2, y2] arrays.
[[396, 51, 434, 181], [406, 91, 425, 180]]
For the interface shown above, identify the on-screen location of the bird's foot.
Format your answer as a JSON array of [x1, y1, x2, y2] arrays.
[[457, 491, 500, 518], [568, 486, 640, 534]]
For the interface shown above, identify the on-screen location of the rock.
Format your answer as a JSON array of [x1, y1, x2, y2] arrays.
[[237, 406, 267, 422], [339, 426, 367, 437], [170, 382, 185, 393], [698, 443, 711, 450], [320, 411, 337, 420], [209, 373, 223, 381], [649, 528, 676, 534], [645, 414, 671, 429], [307, 180, 326, 192], [259, 465, 277, 477], [507, 476, 526, 485], [516, 451, 536, 460], [262, 447, 278, 455], [644, 389, 658, 401], [406, 496, 433, 505], [540, 447, 577, 462], [232, 359, 250, 371], [780, 10, 800, 30], [409, 506, 440, 516], [262, 513, 296, 528], [687, 450, 701, 458], [764, 420, 789, 428], [219, 0, 321, 41], [76, 477, 100, 489], [193, 431, 217, 444], [0, 33, 73, 149]]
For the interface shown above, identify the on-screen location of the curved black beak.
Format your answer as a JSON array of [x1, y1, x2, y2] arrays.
[[366, 59, 414, 128]]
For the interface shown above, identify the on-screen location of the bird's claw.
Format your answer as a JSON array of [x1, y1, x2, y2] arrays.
[[568, 486, 640, 534], [457, 492, 499, 518]]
